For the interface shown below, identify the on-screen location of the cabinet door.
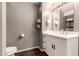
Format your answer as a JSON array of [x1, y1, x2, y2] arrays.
[[46, 35, 55, 56], [54, 38, 67, 56]]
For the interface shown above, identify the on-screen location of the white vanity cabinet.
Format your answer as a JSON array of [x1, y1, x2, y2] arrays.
[[43, 33, 78, 56]]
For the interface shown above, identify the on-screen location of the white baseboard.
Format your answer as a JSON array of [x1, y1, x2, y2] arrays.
[[16, 46, 43, 53], [16, 46, 38, 53], [37, 46, 43, 52]]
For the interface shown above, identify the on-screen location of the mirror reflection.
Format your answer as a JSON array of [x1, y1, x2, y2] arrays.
[[52, 2, 74, 31]]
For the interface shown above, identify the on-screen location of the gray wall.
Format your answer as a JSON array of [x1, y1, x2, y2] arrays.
[[7, 2, 40, 50], [0, 2, 2, 55]]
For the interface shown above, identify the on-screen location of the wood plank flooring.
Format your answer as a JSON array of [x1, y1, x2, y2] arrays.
[[15, 48, 48, 56]]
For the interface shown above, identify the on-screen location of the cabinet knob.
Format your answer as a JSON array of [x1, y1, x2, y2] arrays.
[[53, 44, 55, 50], [52, 44, 54, 49], [52, 44, 55, 50]]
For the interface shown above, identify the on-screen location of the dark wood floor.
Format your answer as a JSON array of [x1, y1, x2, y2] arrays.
[[15, 48, 48, 56]]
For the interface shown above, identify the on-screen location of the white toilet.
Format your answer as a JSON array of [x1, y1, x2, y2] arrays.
[[6, 47, 17, 56]]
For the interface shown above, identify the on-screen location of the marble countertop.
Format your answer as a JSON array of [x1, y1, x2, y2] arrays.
[[43, 30, 79, 39]]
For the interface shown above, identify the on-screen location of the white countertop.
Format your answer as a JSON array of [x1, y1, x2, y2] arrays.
[[43, 30, 79, 39]]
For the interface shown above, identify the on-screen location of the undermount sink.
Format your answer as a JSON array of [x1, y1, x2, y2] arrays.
[[43, 30, 79, 39]]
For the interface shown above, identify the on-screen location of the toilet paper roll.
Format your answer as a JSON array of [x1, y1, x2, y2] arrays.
[[20, 34, 24, 38]]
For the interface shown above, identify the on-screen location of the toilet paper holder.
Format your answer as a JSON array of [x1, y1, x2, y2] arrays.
[[18, 34, 24, 39], [20, 34, 24, 38]]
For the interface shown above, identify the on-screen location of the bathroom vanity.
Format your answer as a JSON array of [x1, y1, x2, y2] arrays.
[[43, 30, 79, 56]]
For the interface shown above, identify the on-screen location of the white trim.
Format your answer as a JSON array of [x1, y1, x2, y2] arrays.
[[37, 46, 44, 52], [2, 2, 6, 56], [16, 46, 43, 53]]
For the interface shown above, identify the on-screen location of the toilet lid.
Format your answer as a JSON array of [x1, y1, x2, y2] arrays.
[[6, 47, 17, 53]]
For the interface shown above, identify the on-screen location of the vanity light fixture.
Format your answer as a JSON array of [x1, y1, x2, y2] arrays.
[[52, 2, 67, 11]]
